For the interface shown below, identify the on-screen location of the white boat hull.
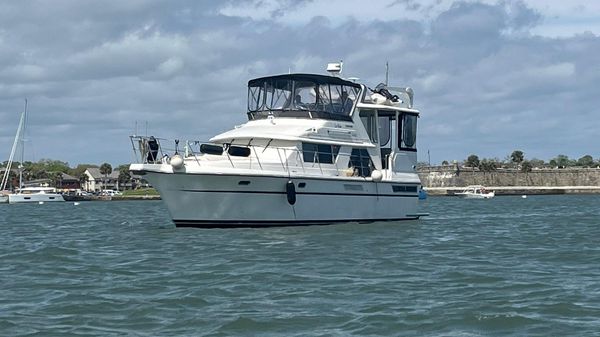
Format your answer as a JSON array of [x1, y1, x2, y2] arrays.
[[8, 193, 65, 203], [0, 195, 7, 203], [143, 170, 419, 227], [456, 192, 495, 199]]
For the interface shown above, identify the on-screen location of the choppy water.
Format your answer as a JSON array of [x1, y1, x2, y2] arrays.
[[1, 195, 599, 336]]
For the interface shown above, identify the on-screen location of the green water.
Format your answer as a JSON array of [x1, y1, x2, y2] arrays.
[[1, 195, 599, 336]]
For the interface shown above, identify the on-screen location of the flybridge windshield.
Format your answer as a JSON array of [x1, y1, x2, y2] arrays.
[[247, 74, 361, 121]]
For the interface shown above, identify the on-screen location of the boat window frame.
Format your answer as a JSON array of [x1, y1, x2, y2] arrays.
[[398, 112, 418, 151], [358, 109, 378, 144], [301, 142, 341, 164], [266, 79, 293, 110], [378, 115, 392, 146]]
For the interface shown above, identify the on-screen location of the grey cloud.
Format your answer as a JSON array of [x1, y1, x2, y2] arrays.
[[431, 2, 507, 47], [503, 0, 542, 30], [0, 1, 598, 166], [387, 0, 421, 11]]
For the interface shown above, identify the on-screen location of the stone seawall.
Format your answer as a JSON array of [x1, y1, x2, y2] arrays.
[[418, 166, 600, 195]]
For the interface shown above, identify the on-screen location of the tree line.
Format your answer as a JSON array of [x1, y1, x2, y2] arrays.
[[0, 159, 132, 189], [455, 151, 598, 172]]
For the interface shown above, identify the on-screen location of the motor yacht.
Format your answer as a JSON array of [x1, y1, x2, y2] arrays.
[[455, 185, 495, 199], [129, 63, 423, 227]]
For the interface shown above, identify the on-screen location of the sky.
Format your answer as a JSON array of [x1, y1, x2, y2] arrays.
[[1, 0, 599, 166]]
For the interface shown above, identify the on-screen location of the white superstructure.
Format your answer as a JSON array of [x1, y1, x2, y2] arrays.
[[129, 69, 423, 227], [8, 186, 65, 203]]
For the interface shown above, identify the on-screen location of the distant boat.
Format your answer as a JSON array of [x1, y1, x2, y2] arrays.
[[9, 186, 65, 203], [418, 187, 428, 200], [2, 100, 64, 204], [455, 185, 495, 199]]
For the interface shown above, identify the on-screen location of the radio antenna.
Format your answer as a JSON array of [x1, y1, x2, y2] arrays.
[[385, 61, 389, 86]]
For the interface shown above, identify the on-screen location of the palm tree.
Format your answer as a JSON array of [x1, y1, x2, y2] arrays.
[[99, 163, 112, 191]]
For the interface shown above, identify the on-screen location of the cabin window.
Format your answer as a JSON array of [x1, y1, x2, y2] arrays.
[[293, 81, 317, 110], [392, 185, 418, 193], [248, 84, 264, 111], [266, 79, 292, 110], [318, 85, 358, 116], [378, 116, 392, 146], [400, 114, 417, 149], [349, 148, 372, 177], [359, 110, 378, 144], [246, 75, 360, 121], [302, 143, 340, 164]]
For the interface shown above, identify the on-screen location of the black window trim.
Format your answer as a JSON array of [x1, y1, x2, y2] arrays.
[[398, 112, 418, 151]]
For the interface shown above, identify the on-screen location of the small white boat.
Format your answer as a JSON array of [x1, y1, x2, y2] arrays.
[[455, 185, 495, 199], [8, 186, 65, 203]]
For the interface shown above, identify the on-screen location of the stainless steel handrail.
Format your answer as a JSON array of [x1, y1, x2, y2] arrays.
[[130, 135, 375, 178]]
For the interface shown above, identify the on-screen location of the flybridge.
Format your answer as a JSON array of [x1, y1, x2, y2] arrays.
[[246, 72, 417, 124], [247, 73, 361, 122]]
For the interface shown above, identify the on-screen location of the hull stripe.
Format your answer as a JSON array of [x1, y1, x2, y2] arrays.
[[173, 217, 419, 228], [180, 189, 418, 198], [142, 170, 421, 185]]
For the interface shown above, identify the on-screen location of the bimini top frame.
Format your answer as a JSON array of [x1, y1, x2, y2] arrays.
[[247, 73, 362, 122]]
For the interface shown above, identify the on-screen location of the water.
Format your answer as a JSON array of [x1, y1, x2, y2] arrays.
[[1, 195, 599, 336]]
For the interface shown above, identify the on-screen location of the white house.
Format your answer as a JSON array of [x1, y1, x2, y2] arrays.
[[83, 168, 120, 192]]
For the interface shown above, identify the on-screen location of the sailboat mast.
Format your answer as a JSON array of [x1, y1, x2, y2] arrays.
[[18, 99, 28, 191], [0, 100, 27, 191]]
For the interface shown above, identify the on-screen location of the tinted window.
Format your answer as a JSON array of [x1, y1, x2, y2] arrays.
[[359, 110, 378, 144], [402, 114, 417, 149], [378, 116, 391, 146], [302, 143, 340, 164]]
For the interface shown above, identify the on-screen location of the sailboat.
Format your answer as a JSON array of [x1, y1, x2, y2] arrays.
[[2, 100, 64, 204], [0, 104, 24, 203]]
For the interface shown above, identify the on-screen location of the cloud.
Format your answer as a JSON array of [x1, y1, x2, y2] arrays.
[[61, 30, 190, 81], [0, 0, 599, 167], [431, 2, 508, 45]]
